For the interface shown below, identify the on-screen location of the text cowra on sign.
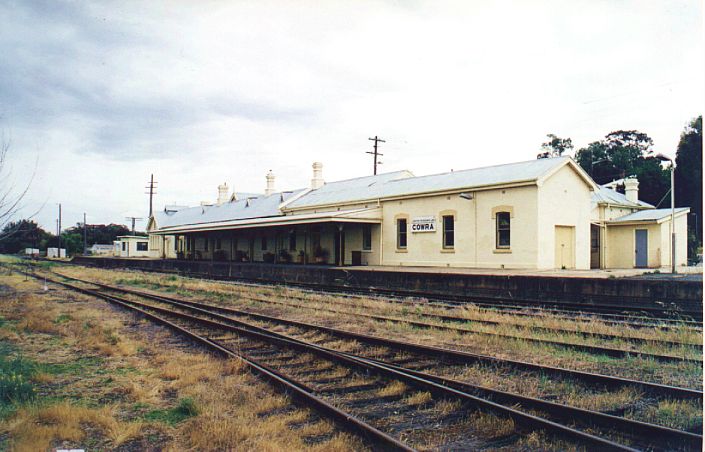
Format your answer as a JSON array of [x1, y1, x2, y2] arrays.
[[412, 216, 436, 232]]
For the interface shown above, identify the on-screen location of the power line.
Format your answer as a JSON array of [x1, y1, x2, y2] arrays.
[[367, 136, 385, 175]]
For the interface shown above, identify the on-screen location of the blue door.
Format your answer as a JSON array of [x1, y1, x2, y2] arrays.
[[635, 229, 648, 268]]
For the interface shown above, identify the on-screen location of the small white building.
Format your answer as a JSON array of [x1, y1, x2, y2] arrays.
[[24, 248, 40, 257], [47, 248, 67, 258], [114, 236, 151, 258], [89, 244, 114, 256]]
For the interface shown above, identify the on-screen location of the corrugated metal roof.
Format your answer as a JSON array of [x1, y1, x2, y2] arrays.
[[287, 157, 573, 209], [592, 186, 653, 208], [609, 208, 689, 223], [155, 207, 382, 234], [154, 190, 305, 229]]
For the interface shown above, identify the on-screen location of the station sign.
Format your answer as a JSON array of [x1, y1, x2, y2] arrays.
[[411, 216, 436, 232]]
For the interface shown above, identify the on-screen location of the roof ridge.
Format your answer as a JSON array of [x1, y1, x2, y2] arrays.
[[322, 170, 413, 185], [388, 156, 569, 182]]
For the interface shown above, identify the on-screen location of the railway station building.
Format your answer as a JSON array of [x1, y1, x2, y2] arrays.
[[146, 157, 688, 270]]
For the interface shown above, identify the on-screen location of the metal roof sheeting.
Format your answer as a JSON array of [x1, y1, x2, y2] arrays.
[[287, 157, 573, 209], [154, 189, 305, 229], [592, 186, 653, 208], [609, 208, 689, 223], [155, 207, 382, 234]]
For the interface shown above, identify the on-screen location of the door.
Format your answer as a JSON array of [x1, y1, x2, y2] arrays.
[[555, 226, 575, 269], [635, 229, 648, 268], [590, 225, 600, 269], [334, 225, 345, 266]]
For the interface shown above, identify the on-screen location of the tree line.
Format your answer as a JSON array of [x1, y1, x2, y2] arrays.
[[0, 221, 143, 256], [539, 116, 702, 258]]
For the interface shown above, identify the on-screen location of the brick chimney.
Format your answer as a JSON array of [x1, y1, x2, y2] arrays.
[[311, 162, 324, 190], [265, 170, 275, 196], [217, 182, 229, 205], [624, 177, 639, 203]]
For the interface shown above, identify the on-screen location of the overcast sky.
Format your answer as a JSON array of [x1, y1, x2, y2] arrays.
[[1, 0, 703, 232]]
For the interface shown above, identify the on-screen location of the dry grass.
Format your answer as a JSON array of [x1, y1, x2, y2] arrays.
[[467, 411, 515, 439], [46, 266, 703, 433], [378, 381, 407, 397], [0, 272, 366, 452], [405, 391, 432, 405], [5, 402, 143, 452]]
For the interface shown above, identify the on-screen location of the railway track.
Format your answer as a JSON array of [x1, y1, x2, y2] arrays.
[[37, 273, 703, 451], [198, 287, 703, 362], [52, 270, 700, 364], [33, 258, 704, 325]]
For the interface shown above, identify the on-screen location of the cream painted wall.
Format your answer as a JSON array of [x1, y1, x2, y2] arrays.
[[117, 238, 151, 258], [604, 213, 689, 269], [537, 165, 592, 270], [605, 223, 662, 268], [380, 186, 540, 268], [661, 213, 689, 267]]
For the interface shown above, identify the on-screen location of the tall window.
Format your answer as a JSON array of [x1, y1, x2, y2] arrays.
[[261, 236, 267, 250], [122, 242, 126, 251], [362, 225, 372, 251], [443, 215, 454, 248], [216, 238, 222, 250], [397, 218, 407, 249], [496, 212, 510, 249], [289, 231, 297, 251], [204, 238, 209, 251]]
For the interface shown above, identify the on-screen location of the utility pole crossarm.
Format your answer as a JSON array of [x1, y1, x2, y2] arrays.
[[367, 136, 386, 175]]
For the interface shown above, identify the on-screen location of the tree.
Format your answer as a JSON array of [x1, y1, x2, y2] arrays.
[[0, 220, 52, 254], [0, 138, 35, 242], [674, 116, 702, 258], [574, 130, 669, 206], [537, 134, 573, 159]]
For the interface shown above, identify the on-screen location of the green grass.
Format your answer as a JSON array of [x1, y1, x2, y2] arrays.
[[54, 313, 72, 324], [141, 398, 199, 426], [0, 344, 39, 419], [39, 356, 104, 376]]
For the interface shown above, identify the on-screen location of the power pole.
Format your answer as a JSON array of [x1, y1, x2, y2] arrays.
[[145, 174, 158, 218], [367, 136, 385, 175], [83, 212, 88, 255], [57, 203, 62, 258], [125, 217, 143, 235]]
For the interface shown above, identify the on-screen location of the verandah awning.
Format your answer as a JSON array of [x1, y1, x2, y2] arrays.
[[151, 207, 382, 235]]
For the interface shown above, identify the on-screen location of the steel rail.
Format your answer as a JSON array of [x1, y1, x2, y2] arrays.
[[46, 276, 641, 451], [220, 290, 702, 352], [33, 273, 414, 452], [157, 270, 702, 330], [56, 274, 701, 401], [67, 274, 702, 366]]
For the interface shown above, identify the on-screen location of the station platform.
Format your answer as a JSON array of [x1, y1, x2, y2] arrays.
[[346, 265, 703, 281], [70, 257, 703, 314]]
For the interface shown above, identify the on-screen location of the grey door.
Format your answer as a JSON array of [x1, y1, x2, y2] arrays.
[[635, 229, 648, 268]]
